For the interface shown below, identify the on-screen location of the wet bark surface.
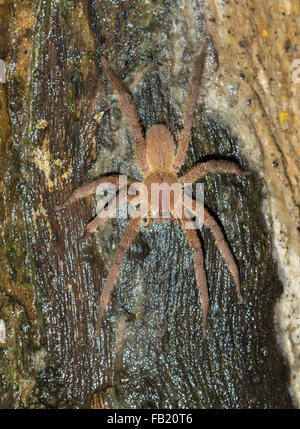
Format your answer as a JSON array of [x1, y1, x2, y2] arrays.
[[0, 0, 294, 408]]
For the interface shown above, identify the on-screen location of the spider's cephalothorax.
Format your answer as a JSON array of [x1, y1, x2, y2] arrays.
[[55, 42, 250, 337]]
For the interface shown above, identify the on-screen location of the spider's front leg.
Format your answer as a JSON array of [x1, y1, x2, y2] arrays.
[[180, 215, 209, 336], [180, 160, 250, 184], [184, 196, 244, 303], [94, 215, 142, 337], [203, 208, 244, 303]]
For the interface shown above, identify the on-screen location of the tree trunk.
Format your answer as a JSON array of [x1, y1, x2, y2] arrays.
[[0, 0, 298, 409]]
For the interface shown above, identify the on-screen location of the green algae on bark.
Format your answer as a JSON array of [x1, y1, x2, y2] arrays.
[[0, 1, 45, 408]]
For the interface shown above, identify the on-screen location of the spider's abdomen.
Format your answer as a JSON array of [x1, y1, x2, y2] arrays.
[[145, 124, 175, 172]]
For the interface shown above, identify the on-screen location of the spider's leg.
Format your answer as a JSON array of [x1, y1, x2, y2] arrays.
[[79, 215, 106, 243], [94, 215, 142, 337], [79, 188, 129, 242], [172, 42, 208, 173], [180, 214, 209, 337], [101, 58, 149, 175], [183, 196, 244, 303], [180, 160, 250, 185], [203, 209, 243, 302], [55, 175, 120, 210], [55, 175, 134, 211]]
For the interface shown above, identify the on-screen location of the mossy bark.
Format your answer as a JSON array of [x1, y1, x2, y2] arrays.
[[0, 0, 296, 408]]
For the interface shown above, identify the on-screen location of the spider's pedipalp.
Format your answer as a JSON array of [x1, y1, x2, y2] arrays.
[[94, 216, 142, 337], [78, 215, 106, 243], [78, 187, 139, 242], [172, 41, 208, 173], [101, 58, 149, 175], [181, 215, 209, 337], [180, 160, 250, 185], [78, 191, 124, 242], [183, 195, 244, 303]]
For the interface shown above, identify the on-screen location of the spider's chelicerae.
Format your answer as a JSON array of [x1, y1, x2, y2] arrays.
[[56, 42, 250, 336]]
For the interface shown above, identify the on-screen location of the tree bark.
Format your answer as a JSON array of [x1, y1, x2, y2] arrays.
[[0, 0, 297, 408]]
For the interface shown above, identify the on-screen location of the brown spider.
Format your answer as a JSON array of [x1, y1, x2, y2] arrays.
[[55, 42, 249, 337]]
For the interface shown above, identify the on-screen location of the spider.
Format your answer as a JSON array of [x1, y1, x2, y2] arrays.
[[55, 42, 250, 337]]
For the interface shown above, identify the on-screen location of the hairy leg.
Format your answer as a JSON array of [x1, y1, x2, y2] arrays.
[[55, 175, 134, 210], [94, 216, 142, 336], [181, 216, 209, 336], [183, 196, 244, 302], [79, 188, 129, 242], [101, 58, 149, 175], [55, 175, 121, 210], [203, 209, 243, 302], [180, 160, 250, 185], [172, 42, 208, 173]]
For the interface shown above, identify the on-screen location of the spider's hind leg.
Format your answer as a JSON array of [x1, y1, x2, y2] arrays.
[[181, 216, 209, 337], [172, 41, 208, 173], [101, 58, 149, 175]]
